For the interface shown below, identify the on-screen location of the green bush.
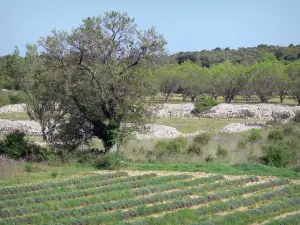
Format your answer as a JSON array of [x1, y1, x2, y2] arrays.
[[154, 137, 188, 156], [193, 133, 211, 145], [267, 130, 284, 141], [202, 97, 219, 107], [187, 143, 202, 155], [0, 131, 50, 162], [261, 140, 292, 167], [282, 124, 294, 136], [248, 129, 262, 142], [216, 145, 229, 158], [205, 154, 214, 162], [8, 92, 27, 104], [94, 153, 122, 170]]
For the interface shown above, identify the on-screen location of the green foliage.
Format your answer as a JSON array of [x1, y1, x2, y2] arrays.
[[8, 92, 27, 104], [248, 129, 262, 142], [154, 137, 188, 156], [0, 131, 51, 162], [192, 133, 211, 145], [94, 153, 122, 170], [24, 163, 41, 173], [0, 92, 10, 107], [202, 97, 219, 106], [267, 130, 284, 141], [216, 145, 229, 158], [187, 143, 202, 155], [205, 154, 214, 162], [282, 124, 294, 136], [261, 140, 292, 167]]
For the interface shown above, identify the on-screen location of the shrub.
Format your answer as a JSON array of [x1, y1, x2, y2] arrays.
[[0, 131, 50, 162], [248, 129, 262, 142], [282, 124, 294, 136], [187, 143, 202, 155], [205, 154, 214, 162], [173, 136, 188, 149], [261, 140, 292, 167], [0, 131, 28, 159], [193, 133, 211, 145], [154, 137, 188, 156], [24, 163, 40, 173], [237, 140, 247, 149], [267, 130, 284, 141], [216, 145, 229, 158], [8, 92, 27, 104], [202, 97, 219, 107], [94, 153, 122, 170]]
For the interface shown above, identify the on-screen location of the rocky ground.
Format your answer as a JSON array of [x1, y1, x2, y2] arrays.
[[1, 103, 299, 137], [201, 103, 300, 120], [0, 104, 26, 114], [219, 122, 265, 133]]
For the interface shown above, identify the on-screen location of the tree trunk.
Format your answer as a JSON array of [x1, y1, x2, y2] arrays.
[[213, 95, 218, 100], [298, 98, 300, 106], [191, 96, 195, 102], [280, 94, 285, 103], [225, 97, 232, 103], [260, 95, 268, 103]]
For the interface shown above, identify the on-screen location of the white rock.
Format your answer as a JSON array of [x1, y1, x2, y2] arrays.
[[155, 103, 195, 117], [0, 104, 27, 114], [219, 122, 265, 133], [201, 103, 300, 120], [0, 119, 42, 135]]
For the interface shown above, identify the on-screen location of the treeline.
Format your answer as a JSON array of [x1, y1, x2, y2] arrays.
[[172, 44, 300, 67], [157, 54, 300, 105]]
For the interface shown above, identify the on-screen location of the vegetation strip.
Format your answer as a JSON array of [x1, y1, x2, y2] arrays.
[[0, 172, 128, 196], [192, 196, 300, 225], [0, 175, 249, 218], [0, 173, 155, 202], [37, 179, 287, 224], [264, 212, 300, 225], [119, 185, 300, 225], [0, 174, 190, 210]]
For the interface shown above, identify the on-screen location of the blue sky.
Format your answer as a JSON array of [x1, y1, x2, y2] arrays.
[[1, 0, 300, 56]]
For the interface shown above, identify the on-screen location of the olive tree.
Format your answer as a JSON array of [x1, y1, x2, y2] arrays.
[[286, 61, 300, 105], [25, 12, 166, 151], [250, 60, 284, 103], [211, 61, 246, 103]]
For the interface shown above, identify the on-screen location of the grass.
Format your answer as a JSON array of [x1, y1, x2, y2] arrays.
[[0, 112, 30, 120], [156, 117, 265, 133], [0, 167, 299, 225], [128, 162, 300, 179]]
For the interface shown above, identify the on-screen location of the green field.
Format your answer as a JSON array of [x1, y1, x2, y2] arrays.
[[0, 170, 299, 225]]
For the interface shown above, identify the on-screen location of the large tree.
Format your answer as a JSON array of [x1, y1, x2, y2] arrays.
[[286, 61, 300, 105], [211, 61, 247, 103], [25, 12, 166, 151], [250, 56, 284, 103]]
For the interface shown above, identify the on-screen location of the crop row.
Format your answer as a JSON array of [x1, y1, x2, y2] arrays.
[[194, 196, 300, 225], [0, 175, 255, 218], [0, 173, 156, 202], [55, 179, 288, 224], [4, 179, 286, 225], [265, 213, 300, 225], [0, 174, 190, 210], [122, 184, 300, 225], [0, 172, 128, 196], [1, 175, 223, 216]]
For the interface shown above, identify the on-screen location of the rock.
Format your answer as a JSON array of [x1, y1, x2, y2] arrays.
[[134, 124, 204, 139], [154, 103, 195, 117], [219, 122, 265, 133], [0, 104, 27, 114], [0, 119, 42, 136], [201, 103, 300, 120]]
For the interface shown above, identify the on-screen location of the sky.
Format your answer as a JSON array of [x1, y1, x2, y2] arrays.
[[1, 0, 300, 56]]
